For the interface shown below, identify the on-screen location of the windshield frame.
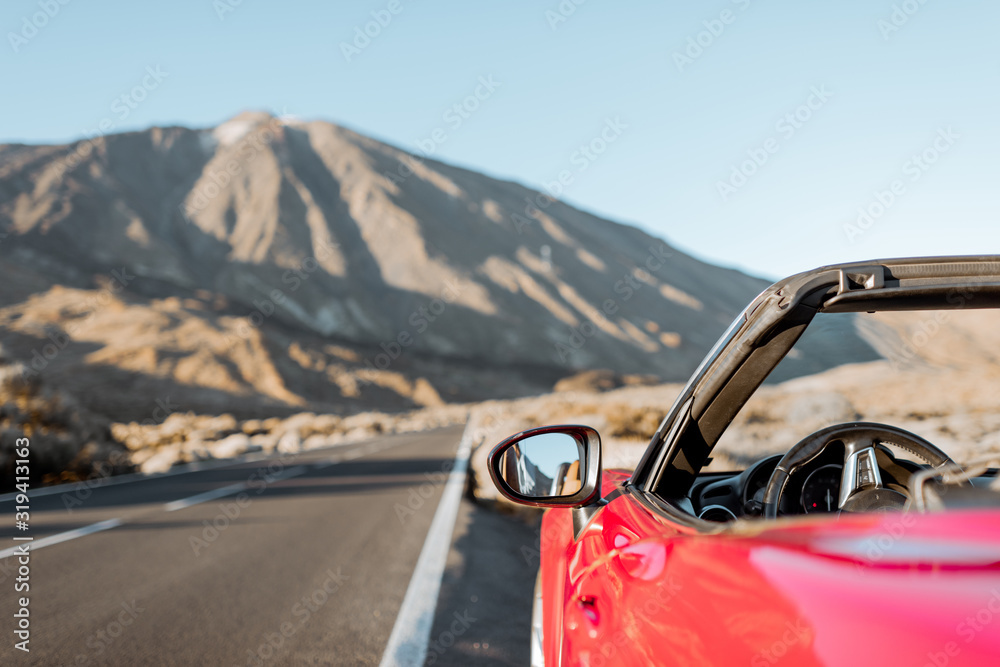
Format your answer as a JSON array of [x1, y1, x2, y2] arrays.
[[630, 256, 1000, 505]]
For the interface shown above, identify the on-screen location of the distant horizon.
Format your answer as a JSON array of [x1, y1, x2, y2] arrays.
[[5, 107, 993, 285], [3, 107, 793, 282], [4, 0, 998, 280]]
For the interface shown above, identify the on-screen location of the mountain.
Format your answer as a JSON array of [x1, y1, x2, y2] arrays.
[[0, 112, 871, 420]]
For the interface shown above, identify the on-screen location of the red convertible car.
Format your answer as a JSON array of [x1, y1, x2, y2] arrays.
[[488, 257, 1000, 666]]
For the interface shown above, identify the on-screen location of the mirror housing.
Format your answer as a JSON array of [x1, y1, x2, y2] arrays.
[[488, 425, 603, 509]]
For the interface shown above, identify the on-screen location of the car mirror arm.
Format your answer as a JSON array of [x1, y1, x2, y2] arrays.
[[571, 496, 608, 540]]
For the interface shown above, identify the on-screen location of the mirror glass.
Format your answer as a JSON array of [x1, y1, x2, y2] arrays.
[[498, 432, 584, 499]]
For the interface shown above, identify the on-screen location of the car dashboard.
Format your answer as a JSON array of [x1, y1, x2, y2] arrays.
[[689, 446, 929, 521]]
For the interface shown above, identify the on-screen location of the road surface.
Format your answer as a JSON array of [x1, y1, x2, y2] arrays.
[[0, 426, 535, 666]]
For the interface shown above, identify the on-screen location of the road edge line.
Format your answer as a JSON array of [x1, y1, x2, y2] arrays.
[[0, 519, 123, 559], [379, 421, 474, 667]]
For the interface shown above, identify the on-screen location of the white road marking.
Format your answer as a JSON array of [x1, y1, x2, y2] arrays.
[[0, 436, 386, 503], [0, 519, 123, 559], [0, 431, 454, 560], [0, 452, 276, 503], [379, 423, 473, 667], [163, 465, 308, 512]]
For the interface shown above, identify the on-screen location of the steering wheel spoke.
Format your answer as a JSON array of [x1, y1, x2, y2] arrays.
[[839, 441, 883, 508]]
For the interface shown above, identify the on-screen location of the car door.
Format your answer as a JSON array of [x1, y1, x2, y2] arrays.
[[552, 482, 821, 666]]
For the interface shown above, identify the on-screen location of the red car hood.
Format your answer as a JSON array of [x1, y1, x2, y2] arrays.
[[554, 473, 1000, 666]]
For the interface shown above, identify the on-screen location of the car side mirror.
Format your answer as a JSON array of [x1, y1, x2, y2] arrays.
[[488, 425, 602, 509]]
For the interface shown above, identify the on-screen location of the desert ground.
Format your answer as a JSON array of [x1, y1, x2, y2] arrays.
[[6, 309, 1000, 500]]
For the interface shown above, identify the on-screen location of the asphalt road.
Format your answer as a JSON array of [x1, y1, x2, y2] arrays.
[[0, 426, 535, 666]]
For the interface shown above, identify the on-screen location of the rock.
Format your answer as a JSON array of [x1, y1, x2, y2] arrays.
[[137, 445, 182, 474], [276, 430, 302, 454], [302, 434, 331, 450], [242, 419, 269, 435], [250, 433, 279, 452], [298, 414, 341, 438], [208, 433, 252, 459]]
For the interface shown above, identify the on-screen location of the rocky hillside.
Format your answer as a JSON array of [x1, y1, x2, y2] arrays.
[[0, 112, 873, 422]]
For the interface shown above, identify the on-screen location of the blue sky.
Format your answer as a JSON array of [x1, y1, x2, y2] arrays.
[[4, 0, 998, 279]]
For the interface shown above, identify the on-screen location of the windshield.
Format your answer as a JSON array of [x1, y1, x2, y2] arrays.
[[708, 309, 1000, 471]]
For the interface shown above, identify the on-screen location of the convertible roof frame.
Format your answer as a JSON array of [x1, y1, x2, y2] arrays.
[[631, 256, 1000, 500]]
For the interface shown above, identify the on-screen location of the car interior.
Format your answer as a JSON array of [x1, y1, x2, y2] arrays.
[[628, 262, 1000, 524], [688, 439, 1000, 522]]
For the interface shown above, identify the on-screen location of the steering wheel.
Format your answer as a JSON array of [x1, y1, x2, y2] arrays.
[[762, 422, 955, 519]]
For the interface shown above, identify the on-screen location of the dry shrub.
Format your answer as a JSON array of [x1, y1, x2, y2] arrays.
[[1, 361, 134, 489]]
